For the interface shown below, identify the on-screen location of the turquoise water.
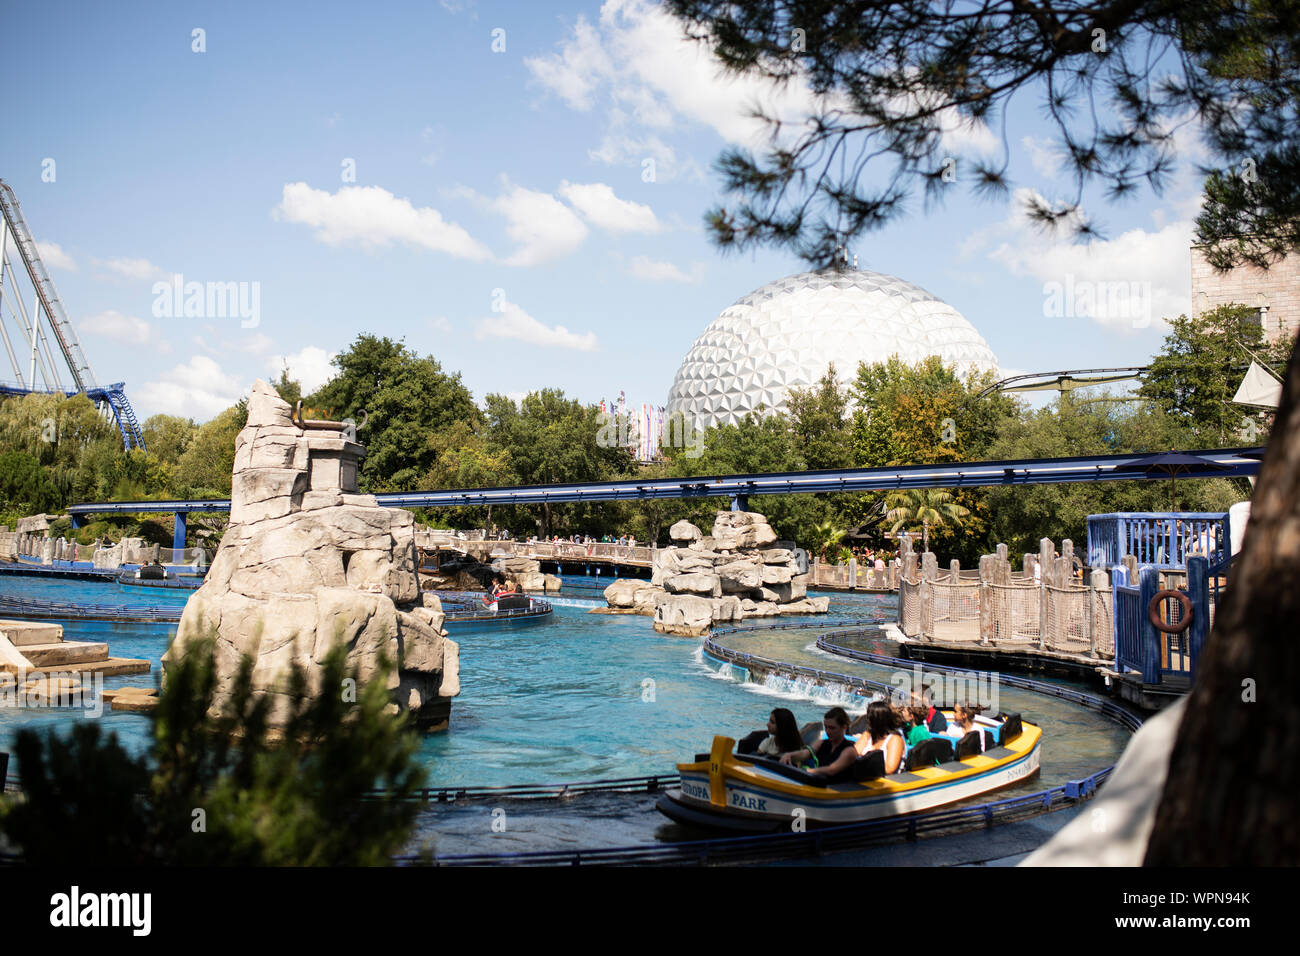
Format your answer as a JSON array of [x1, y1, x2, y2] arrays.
[[0, 573, 1127, 796]]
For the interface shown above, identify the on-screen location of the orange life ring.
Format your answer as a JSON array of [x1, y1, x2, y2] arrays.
[[1148, 590, 1193, 634]]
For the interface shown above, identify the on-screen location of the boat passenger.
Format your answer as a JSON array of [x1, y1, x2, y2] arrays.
[[923, 685, 948, 733], [779, 706, 857, 778], [953, 703, 989, 752], [904, 702, 932, 748], [757, 708, 803, 758], [852, 700, 906, 774]]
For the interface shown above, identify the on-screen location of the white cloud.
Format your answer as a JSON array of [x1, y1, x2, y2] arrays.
[[428, 316, 452, 333], [530, 1, 993, 175], [79, 309, 155, 345], [491, 184, 589, 266], [136, 355, 246, 421], [626, 255, 703, 283], [525, 15, 613, 111], [588, 130, 704, 182], [559, 181, 660, 233], [475, 297, 598, 351], [92, 256, 166, 281], [270, 346, 338, 394], [1021, 136, 1061, 179], [35, 242, 76, 271], [978, 188, 1193, 331], [273, 182, 492, 260]]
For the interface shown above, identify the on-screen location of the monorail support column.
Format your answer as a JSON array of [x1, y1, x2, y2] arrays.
[[730, 493, 748, 512], [173, 511, 187, 553], [70, 513, 84, 530]]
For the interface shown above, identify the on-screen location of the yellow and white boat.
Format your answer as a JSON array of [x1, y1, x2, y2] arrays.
[[657, 712, 1042, 832]]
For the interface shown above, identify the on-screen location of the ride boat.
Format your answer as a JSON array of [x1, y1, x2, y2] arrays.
[[657, 711, 1042, 832], [480, 581, 530, 612]]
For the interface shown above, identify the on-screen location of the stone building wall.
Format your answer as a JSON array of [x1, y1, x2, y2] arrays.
[[1191, 245, 1300, 343]]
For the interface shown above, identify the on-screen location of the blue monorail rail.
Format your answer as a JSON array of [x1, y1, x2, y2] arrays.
[[66, 447, 1262, 519]]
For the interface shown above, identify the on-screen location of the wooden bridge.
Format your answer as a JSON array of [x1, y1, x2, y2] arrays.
[[413, 531, 900, 591]]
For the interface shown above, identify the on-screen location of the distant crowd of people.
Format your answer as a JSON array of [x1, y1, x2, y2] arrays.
[[850, 547, 893, 570]]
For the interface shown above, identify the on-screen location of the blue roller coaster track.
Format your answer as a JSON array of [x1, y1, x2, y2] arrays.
[[0, 179, 146, 450]]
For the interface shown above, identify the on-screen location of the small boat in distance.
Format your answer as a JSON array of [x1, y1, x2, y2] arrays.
[[657, 711, 1041, 832]]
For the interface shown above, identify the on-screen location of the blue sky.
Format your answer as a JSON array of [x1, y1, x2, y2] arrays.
[[0, 0, 1210, 423]]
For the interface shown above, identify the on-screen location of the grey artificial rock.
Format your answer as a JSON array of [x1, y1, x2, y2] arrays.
[[164, 379, 459, 731]]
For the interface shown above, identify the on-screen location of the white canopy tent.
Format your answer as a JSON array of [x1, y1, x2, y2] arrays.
[[1232, 360, 1284, 409]]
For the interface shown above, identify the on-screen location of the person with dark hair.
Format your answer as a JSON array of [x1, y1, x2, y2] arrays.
[[953, 702, 989, 753], [904, 700, 932, 748], [757, 708, 803, 758], [853, 700, 906, 774], [779, 705, 857, 777], [924, 685, 948, 733]]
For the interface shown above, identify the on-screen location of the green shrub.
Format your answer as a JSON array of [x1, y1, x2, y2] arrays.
[[0, 638, 427, 865]]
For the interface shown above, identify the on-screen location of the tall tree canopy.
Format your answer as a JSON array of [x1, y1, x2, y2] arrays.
[[307, 335, 480, 492], [484, 389, 631, 536], [1138, 302, 1293, 445], [667, 0, 1300, 269]]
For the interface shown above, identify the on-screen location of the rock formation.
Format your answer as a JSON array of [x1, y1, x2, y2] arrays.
[[603, 511, 829, 636], [490, 555, 563, 593], [163, 381, 459, 731]]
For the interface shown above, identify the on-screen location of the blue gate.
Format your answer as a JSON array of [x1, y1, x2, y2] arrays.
[[1112, 556, 1213, 684], [1088, 512, 1229, 569]]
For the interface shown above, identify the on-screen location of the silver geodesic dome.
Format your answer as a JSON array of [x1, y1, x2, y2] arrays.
[[666, 268, 1000, 430]]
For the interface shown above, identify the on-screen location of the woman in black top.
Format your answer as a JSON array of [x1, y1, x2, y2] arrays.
[[779, 706, 858, 778]]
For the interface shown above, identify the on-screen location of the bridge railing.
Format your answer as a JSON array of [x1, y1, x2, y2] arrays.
[[4, 532, 208, 569]]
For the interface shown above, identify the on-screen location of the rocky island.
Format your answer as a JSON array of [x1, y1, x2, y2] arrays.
[[163, 381, 460, 730], [602, 511, 829, 636]]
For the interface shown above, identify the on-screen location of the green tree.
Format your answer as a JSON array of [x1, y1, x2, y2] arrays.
[[307, 335, 480, 492], [272, 368, 303, 409], [0, 450, 60, 513], [668, 0, 1300, 270], [1138, 303, 1294, 445], [142, 415, 197, 469], [0, 639, 425, 865], [485, 389, 630, 537], [422, 419, 514, 530], [786, 365, 852, 470], [175, 406, 245, 497], [670, 411, 829, 546], [886, 488, 971, 553], [983, 392, 1244, 556]]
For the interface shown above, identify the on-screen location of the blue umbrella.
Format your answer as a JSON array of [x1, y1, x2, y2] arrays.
[[1128, 451, 1231, 510]]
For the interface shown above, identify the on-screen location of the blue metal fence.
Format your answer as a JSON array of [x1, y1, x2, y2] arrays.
[[1088, 512, 1229, 569], [1112, 556, 1213, 684]]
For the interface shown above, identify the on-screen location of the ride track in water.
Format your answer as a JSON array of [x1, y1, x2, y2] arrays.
[[0, 574, 1138, 866], [403, 622, 1139, 866]]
